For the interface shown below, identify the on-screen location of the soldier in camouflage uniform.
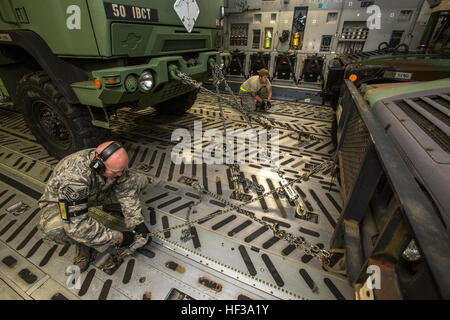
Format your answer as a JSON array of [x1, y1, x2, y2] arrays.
[[38, 141, 151, 272], [239, 68, 273, 111]]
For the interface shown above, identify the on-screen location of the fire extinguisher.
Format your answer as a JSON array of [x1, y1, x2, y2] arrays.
[[264, 29, 272, 49], [292, 32, 300, 49]]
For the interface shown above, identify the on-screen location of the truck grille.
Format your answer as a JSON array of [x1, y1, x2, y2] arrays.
[[395, 96, 450, 153], [340, 103, 371, 199]]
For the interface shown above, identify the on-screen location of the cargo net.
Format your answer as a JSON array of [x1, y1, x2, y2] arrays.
[[340, 103, 370, 199]]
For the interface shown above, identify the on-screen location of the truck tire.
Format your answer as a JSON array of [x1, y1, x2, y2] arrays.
[[394, 43, 409, 54], [153, 90, 198, 115], [378, 42, 390, 52], [16, 71, 107, 159]]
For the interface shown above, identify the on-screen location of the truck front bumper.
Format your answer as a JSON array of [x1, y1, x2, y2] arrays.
[[70, 51, 231, 109]]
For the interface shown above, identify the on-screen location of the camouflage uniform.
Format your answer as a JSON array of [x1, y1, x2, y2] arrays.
[[38, 148, 149, 249], [239, 75, 271, 111]]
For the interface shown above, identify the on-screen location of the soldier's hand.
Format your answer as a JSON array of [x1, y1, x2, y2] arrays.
[[266, 101, 272, 108], [260, 101, 266, 110], [134, 223, 152, 245], [134, 222, 150, 236], [119, 231, 135, 248]]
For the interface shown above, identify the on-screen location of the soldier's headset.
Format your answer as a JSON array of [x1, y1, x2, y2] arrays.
[[90, 141, 124, 174]]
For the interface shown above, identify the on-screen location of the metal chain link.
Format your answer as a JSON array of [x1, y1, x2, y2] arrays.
[[211, 64, 266, 200], [145, 66, 339, 264], [188, 164, 335, 261], [147, 157, 336, 263], [177, 69, 320, 143]]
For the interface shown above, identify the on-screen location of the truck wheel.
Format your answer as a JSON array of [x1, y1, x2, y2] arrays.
[[378, 42, 390, 52], [16, 71, 107, 159], [153, 90, 198, 115], [394, 43, 409, 54]]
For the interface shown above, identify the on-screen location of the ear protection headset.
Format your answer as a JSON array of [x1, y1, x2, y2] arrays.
[[90, 141, 123, 174]]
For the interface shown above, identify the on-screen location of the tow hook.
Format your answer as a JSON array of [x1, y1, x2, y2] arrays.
[[168, 64, 182, 80]]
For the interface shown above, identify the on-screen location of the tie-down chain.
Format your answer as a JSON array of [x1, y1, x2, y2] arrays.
[[146, 64, 342, 268]]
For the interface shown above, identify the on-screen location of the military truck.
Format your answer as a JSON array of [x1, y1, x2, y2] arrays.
[[333, 77, 450, 299], [0, 0, 230, 158], [323, 0, 450, 109]]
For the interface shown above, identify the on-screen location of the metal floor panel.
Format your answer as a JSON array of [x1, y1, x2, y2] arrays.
[[0, 278, 26, 299], [0, 180, 276, 300], [0, 93, 354, 300]]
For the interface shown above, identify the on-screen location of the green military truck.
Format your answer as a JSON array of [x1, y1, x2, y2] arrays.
[[323, 0, 450, 109], [0, 0, 229, 158], [333, 76, 450, 299]]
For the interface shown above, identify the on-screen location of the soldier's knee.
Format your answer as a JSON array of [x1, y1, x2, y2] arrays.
[[240, 96, 255, 111], [62, 223, 90, 246], [258, 87, 268, 99], [62, 221, 81, 240], [38, 204, 59, 233], [38, 205, 71, 245], [62, 216, 98, 246]]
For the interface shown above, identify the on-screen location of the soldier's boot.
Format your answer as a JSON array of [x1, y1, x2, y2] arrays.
[[74, 243, 92, 272]]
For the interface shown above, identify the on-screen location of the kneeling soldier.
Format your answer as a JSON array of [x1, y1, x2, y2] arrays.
[[239, 68, 273, 111], [38, 141, 151, 272]]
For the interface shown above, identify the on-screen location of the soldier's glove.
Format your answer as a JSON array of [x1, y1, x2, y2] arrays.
[[134, 222, 150, 236], [260, 101, 266, 110], [134, 223, 152, 244], [266, 101, 272, 109], [119, 231, 135, 248]]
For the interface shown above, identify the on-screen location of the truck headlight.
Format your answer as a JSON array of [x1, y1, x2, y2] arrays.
[[139, 71, 154, 92]]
